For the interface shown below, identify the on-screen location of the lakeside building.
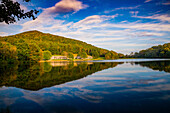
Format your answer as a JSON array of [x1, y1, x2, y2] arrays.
[[51, 55, 93, 60], [51, 56, 68, 60]]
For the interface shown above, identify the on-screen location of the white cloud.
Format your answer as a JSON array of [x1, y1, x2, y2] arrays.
[[0, 32, 9, 36], [88, 37, 124, 42], [129, 11, 139, 16], [19, 13, 170, 54], [43, 0, 88, 14], [72, 14, 118, 28], [21, 0, 89, 32], [128, 32, 165, 37], [133, 14, 170, 22], [162, 1, 170, 5], [101, 22, 170, 32], [144, 0, 152, 3], [104, 5, 140, 14]]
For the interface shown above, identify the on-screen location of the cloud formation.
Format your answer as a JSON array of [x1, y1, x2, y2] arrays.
[[133, 14, 170, 22], [72, 14, 118, 28], [104, 5, 140, 13], [144, 0, 152, 3], [20, 12, 170, 54], [129, 11, 139, 16], [162, 1, 170, 5], [129, 32, 165, 37], [44, 0, 88, 14], [1, 1, 170, 54], [0, 32, 9, 36]]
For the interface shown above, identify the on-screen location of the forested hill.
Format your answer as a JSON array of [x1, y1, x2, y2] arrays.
[[131, 43, 170, 58], [0, 30, 118, 62]]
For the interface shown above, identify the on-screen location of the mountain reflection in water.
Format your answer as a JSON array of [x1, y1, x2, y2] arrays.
[[0, 62, 121, 90], [0, 60, 170, 113]]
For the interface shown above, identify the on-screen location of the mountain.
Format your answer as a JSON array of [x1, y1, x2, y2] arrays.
[[131, 43, 170, 58], [0, 30, 118, 62]]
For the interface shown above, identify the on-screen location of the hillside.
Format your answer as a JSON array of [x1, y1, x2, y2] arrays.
[[131, 43, 170, 58], [0, 30, 118, 62]]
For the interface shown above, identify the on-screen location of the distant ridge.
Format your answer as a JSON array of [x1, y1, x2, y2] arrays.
[[0, 30, 119, 62]]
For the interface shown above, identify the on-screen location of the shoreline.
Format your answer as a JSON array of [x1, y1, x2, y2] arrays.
[[39, 58, 170, 63], [39, 59, 102, 62]]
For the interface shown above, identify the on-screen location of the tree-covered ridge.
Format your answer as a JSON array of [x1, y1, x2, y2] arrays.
[[0, 30, 119, 62], [131, 43, 170, 58]]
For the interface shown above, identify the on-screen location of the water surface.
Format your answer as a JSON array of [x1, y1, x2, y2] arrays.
[[0, 59, 170, 113]]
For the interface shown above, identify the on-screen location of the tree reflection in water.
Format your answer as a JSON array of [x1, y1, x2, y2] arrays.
[[0, 61, 121, 90]]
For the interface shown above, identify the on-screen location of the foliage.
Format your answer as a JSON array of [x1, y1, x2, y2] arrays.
[[68, 52, 74, 59], [0, 41, 17, 62], [78, 51, 87, 58], [135, 61, 170, 73], [0, 30, 119, 61], [105, 52, 112, 59], [16, 42, 40, 61], [131, 43, 170, 58], [105, 51, 118, 59], [0, 0, 39, 24], [43, 50, 52, 60], [118, 53, 125, 58], [92, 50, 99, 59], [0, 62, 120, 90], [61, 51, 68, 56]]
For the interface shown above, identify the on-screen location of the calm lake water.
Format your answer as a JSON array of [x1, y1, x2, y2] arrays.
[[0, 59, 170, 113]]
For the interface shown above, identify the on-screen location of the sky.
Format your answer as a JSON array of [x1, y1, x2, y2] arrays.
[[0, 0, 170, 54]]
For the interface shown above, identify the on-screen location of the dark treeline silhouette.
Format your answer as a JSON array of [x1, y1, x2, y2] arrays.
[[0, 62, 121, 90], [135, 61, 170, 73], [129, 43, 170, 58], [0, 0, 38, 24], [0, 30, 119, 62]]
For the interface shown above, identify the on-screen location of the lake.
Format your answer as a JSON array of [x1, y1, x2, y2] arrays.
[[0, 59, 170, 113]]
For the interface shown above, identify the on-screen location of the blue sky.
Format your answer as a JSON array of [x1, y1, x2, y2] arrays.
[[0, 0, 170, 54]]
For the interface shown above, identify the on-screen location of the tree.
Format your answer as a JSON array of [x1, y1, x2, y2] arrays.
[[78, 52, 87, 59], [0, 0, 39, 24], [68, 52, 74, 59], [28, 43, 41, 61], [61, 51, 68, 56], [0, 41, 17, 62], [105, 52, 111, 59], [110, 51, 118, 59], [131, 43, 170, 58], [43, 51, 52, 60], [92, 50, 99, 59], [118, 53, 124, 58]]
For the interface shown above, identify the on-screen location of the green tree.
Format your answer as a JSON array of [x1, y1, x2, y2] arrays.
[[131, 43, 170, 58], [61, 51, 68, 56], [92, 51, 99, 59], [0, 41, 17, 62], [68, 52, 74, 59], [78, 52, 87, 58], [43, 51, 52, 60], [28, 43, 41, 61], [105, 52, 111, 59], [118, 53, 124, 58]]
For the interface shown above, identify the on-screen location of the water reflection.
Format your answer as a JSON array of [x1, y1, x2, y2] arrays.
[[0, 60, 170, 113], [0, 62, 121, 90], [135, 61, 170, 73]]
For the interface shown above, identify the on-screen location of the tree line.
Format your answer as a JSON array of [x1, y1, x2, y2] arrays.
[[129, 43, 170, 58], [0, 30, 119, 62]]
